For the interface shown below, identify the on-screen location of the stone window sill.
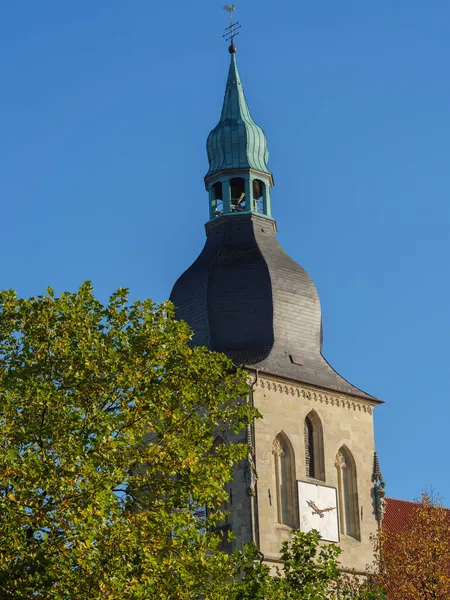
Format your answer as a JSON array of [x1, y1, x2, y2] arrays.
[[304, 476, 326, 485], [340, 533, 361, 543], [275, 522, 294, 531]]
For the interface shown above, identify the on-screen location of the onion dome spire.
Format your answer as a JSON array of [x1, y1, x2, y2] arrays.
[[206, 53, 272, 179], [205, 50, 274, 222], [204, 9, 273, 221], [170, 18, 380, 404]]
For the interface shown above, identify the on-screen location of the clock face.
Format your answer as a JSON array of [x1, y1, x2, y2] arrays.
[[298, 481, 339, 543]]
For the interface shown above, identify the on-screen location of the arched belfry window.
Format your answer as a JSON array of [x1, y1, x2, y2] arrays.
[[335, 447, 360, 540], [252, 179, 265, 214], [272, 433, 298, 528], [230, 178, 246, 212], [212, 182, 223, 217], [304, 411, 325, 481]]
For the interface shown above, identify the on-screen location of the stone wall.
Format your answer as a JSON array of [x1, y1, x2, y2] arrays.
[[247, 374, 379, 573]]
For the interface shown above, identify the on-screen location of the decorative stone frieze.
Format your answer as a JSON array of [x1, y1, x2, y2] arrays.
[[253, 376, 375, 415]]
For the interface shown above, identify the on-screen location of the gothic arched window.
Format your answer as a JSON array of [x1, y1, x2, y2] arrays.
[[304, 411, 325, 481], [335, 447, 360, 540], [272, 433, 298, 528]]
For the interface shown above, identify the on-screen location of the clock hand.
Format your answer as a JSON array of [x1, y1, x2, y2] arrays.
[[306, 500, 318, 512], [320, 506, 336, 513], [306, 500, 324, 516]]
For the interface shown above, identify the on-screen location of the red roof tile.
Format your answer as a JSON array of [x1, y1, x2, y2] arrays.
[[383, 497, 450, 535], [383, 498, 419, 535]]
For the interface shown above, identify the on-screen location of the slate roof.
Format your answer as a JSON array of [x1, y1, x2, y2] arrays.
[[170, 213, 379, 402]]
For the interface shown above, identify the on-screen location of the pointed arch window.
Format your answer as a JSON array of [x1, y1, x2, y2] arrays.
[[272, 433, 298, 528], [335, 447, 360, 540], [304, 411, 325, 481]]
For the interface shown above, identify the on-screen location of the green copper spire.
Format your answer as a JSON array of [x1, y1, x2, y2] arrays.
[[206, 53, 271, 178], [204, 27, 274, 222]]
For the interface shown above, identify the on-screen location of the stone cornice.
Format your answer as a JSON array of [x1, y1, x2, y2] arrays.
[[253, 375, 376, 415]]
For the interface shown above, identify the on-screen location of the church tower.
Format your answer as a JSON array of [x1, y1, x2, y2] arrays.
[[170, 32, 382, 573]]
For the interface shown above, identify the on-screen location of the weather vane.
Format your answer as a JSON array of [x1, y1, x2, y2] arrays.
[[223, 4, 241, 53]]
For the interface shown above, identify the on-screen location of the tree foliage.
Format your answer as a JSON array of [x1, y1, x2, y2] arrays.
[[0, 283, 384, 599], [374, 491, 450, 600], [234, 529, 345, 600], [0, 284, 252, 598], [231, 529, 384, 600]]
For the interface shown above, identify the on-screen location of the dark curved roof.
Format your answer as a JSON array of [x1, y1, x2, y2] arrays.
[[170, 214, 378, 402]]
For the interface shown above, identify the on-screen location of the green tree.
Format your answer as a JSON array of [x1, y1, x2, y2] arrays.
[[0, 283, 384, 599], [231, 529, 385, 600], [0, 283, 252, 599]]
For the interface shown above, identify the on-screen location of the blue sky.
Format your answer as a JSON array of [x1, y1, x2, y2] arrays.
[[1, 1, 450, 504]]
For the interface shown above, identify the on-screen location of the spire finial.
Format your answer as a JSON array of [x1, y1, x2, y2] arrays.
[[371, 451, 384, 484], [371, 451, 386, 528], [223, 5, 241, 54]]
